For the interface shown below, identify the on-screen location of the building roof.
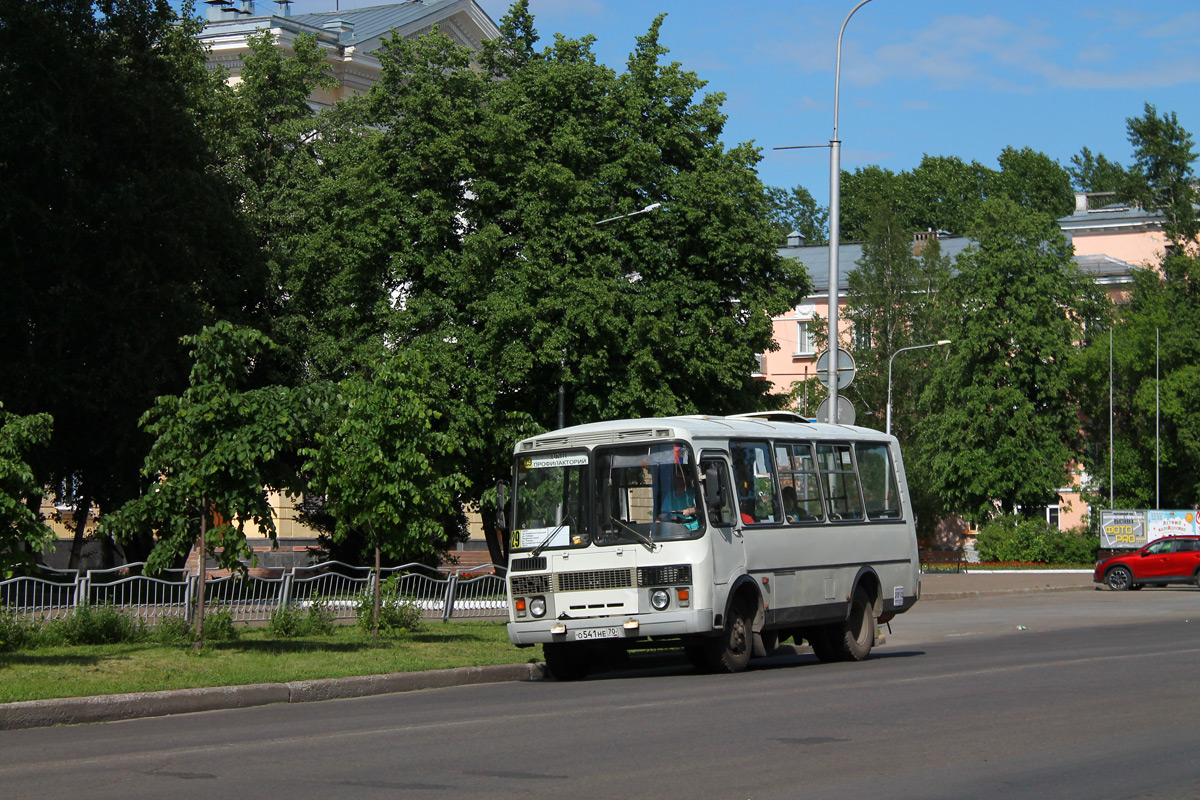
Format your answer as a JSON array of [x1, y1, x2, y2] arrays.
[[777, 236, 975, 295], [202, 0, 499, 56], [780, 234, 1137, 295]]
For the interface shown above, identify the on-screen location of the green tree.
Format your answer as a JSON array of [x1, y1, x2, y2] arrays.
[[1066, 146, 1128, 195], [843, 200, 953, 433], [0, 405, 54, 576], [914, 198, 1107, 523], [1121, 103, 1199, 251], [838, 164, 908, 242], [765, 185, 828, 245], [103, 323, 311, 649], [990, 146, 1075, 220], [301, 353, 467, 641], [357, 4, 809, 562], [0, 0, 261, 568]]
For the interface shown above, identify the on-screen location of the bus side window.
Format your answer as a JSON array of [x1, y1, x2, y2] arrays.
[[701, 458, 735, 527], [730, 441, 780, 524], [816, 443, 864, 521], [856, 442, 902, 520], [775, 442, 824, 523]]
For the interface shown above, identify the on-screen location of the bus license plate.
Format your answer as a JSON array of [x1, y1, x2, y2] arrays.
[[574, 627, 620, 641]]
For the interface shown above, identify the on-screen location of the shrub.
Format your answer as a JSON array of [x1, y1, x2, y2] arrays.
[[974, 515, 1100, 564], [356, 575, 423, 635], [202, 607, 239, 642], [43, 603, 148, 646], [156, 614, 195, 646], [268, 594, 335, 638], [0, 607, 38, 652]]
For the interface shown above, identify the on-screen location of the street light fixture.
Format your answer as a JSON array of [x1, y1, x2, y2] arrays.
[[595, 202, 662, 226], [886, 339, 950, 436]]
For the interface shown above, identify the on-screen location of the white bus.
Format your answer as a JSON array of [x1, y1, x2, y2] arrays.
[[500, 412, 921, 680]]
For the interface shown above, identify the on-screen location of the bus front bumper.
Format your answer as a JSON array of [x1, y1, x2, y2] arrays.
[[508, 609, 714, 646]]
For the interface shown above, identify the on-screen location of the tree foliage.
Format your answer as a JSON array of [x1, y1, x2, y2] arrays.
[[0, 0, 261, 566], [836, 149, 1074, 242], [1122, 103, 1199, 251], [301, 353, 466, 639], [765, 185, 828, 245], [914, 198, 1107, 522], [102, 323, 310, 573], [0, 405, 54, 576]]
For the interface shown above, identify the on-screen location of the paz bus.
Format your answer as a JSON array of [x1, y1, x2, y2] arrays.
[[499, 412, 921, 680]]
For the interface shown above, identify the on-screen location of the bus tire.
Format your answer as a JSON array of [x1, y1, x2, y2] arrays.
[[830, 589, 874, 662], [543, 642, 590, 681], [805, 625, 840, 663], [705, 596, 753, 673]]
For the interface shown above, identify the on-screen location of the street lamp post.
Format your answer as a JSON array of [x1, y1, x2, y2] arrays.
[[826, 0, 875, 424], [886, 340, 950, 436]]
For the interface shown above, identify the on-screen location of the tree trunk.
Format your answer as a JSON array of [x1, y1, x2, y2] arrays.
[[194, 503, 207, 654], [67, 494, 92, 570]]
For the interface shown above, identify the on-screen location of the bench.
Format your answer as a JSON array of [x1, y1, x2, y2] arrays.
[[919, 549, 965, 574]]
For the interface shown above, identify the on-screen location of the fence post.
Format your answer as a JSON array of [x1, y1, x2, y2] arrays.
[[442, 574, 458, 622], [184, 574, 197, 624], [75, 573, 89, 612], [280, 571, 294, 610]]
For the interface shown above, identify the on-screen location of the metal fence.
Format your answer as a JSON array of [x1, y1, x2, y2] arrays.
[[0, 561, 508, 626]]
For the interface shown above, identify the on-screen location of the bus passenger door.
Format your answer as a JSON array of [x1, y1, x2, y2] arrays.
[[702, 454, 744, 586]]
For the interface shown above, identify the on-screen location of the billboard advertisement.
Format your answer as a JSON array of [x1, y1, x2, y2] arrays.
[[1100, 509, 1198, 548]]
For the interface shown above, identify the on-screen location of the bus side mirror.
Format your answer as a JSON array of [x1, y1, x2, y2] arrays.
[[495, 481, 508, 531]]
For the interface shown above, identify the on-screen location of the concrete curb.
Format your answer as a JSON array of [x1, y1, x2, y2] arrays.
[[921, 584, 1096, 601], [0, 662, 547, 731]]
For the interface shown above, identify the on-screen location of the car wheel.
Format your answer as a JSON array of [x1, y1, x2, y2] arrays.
[[1106, 566, 1132, 591]]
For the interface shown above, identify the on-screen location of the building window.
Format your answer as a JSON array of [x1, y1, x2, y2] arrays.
[[795, 321, 814, 357]]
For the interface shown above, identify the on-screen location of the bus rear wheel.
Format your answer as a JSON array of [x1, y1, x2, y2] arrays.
[[830, 589, 874, 662], [543, 642, 590, 681], [705, 597, 753, 673]]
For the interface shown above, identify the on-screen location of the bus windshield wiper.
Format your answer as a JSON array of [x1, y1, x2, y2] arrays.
[[606, 518, 658, 552], [531, 516, 574, 558]]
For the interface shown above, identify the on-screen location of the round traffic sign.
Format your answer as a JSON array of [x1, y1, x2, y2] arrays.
[[815, 348, 856, 390]]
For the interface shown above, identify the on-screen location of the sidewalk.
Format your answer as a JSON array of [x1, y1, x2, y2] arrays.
[[920, 569, 1094, 599], [0, 571, 1095, 731]]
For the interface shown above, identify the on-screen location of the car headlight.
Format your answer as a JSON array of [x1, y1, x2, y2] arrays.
[[530, 596, 547, 618], [651, 589, 670, 611]]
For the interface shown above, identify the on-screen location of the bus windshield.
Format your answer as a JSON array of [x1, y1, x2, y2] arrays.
[[594, 442, 703, 545], [512, 452, 588, 553]]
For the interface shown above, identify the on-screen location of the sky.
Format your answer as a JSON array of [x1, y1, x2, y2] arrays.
[[207, 0, 1200, 199]]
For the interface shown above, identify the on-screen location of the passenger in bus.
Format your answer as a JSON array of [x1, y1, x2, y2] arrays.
[[782, 486, 800, 523]]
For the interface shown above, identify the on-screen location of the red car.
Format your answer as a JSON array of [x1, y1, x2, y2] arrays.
[[1094, 536, 1200, 590]]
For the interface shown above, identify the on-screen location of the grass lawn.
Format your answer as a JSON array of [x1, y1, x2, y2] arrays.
[[0, 621, 540, 704]]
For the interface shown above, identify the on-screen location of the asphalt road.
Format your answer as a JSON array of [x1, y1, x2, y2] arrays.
[[2, 587, 1199, 800]]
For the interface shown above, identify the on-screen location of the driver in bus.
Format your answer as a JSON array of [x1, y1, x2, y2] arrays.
[[659, 469, 700, 531]]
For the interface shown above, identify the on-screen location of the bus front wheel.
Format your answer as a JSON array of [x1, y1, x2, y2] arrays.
[[705, 597, 753, 673]]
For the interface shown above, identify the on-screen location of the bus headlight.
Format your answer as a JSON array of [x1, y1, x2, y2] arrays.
[[651, 589, 670, 611], [530, 596, 547, 618]]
